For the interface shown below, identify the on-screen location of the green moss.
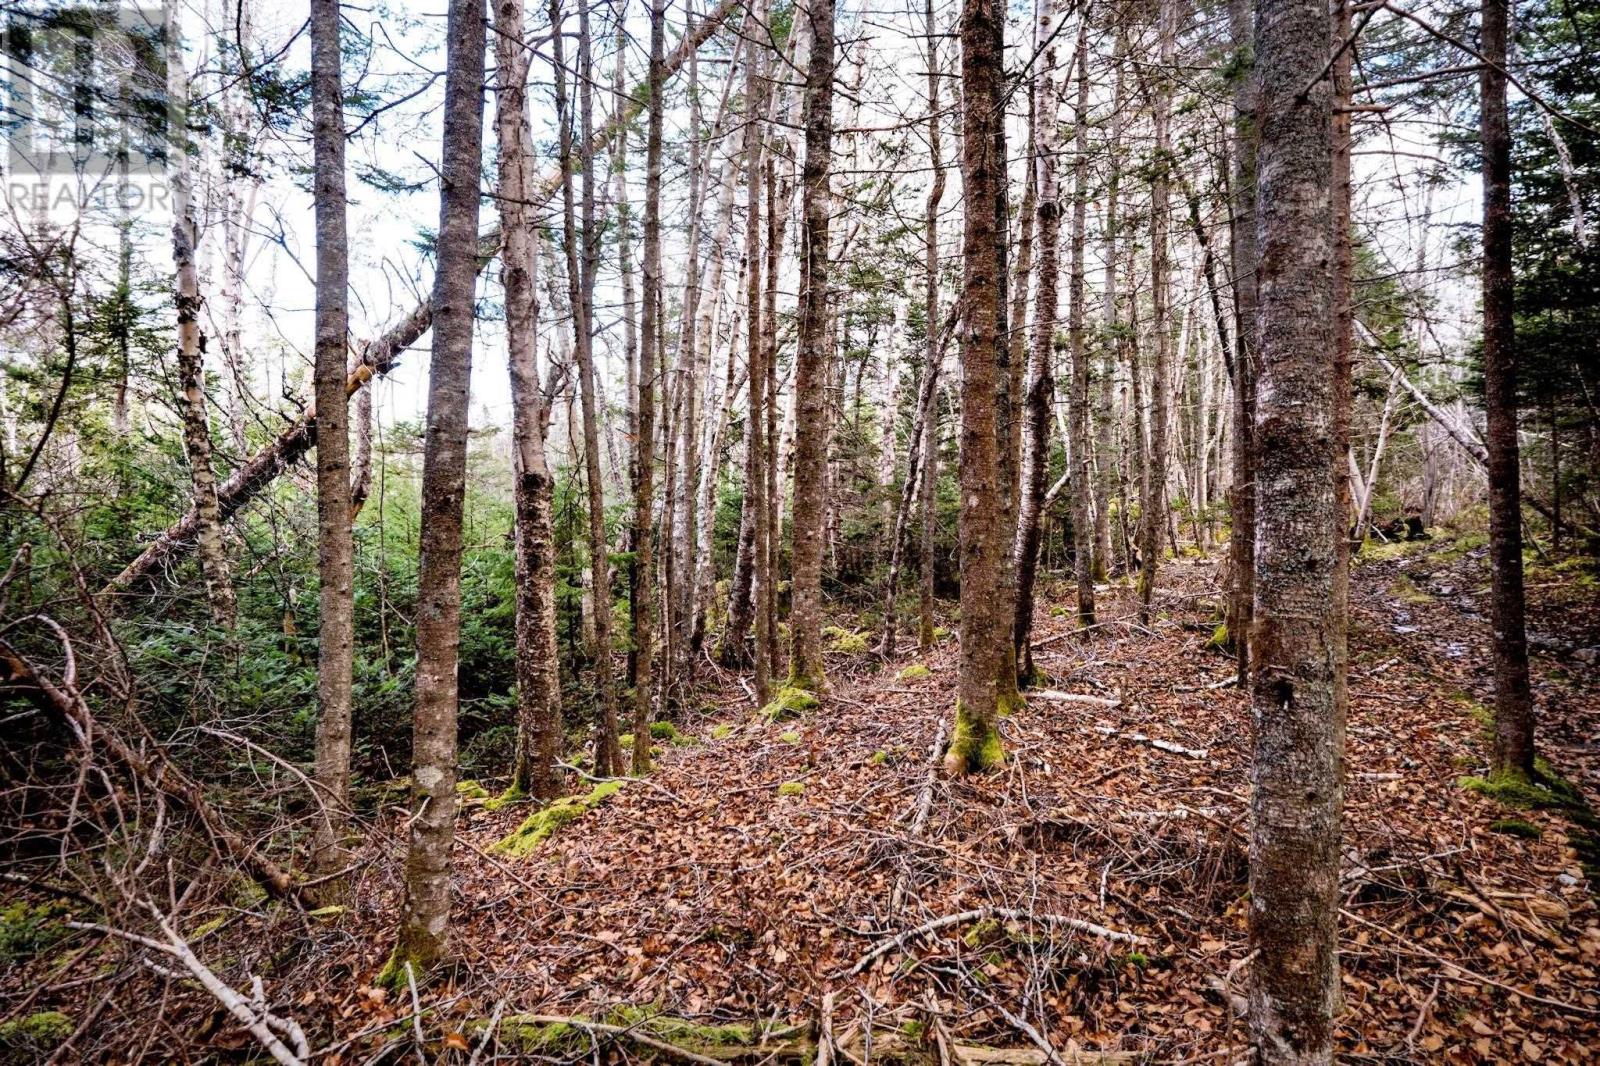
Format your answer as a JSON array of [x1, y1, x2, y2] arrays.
[[483, 782, 528, 812], [1122, 950, 1150, 970], [896, 663, 932, 681], [374, 952, 420, 993], [996, 687, 1026, 719], [963, 918, 1004, 948], [493, 780, 625, 856], [869, 750, 891, 766], [760, 686, 819, 723], [0, 901, 71, 963], [188, 916, 228, 939], [901, 1020, 927, 1042], [944, 702, 1005, 774], [1489, 818, 1543, 839], [777, 781, 806, 796], [779, 731, 801, 744], [827, 630, 870, 655], [455, 779, 490, 800], [477, 1009, 797, 1059], [709, 723, 735, 740], [619, 733, 634, 750], [1207, 622, 1230, 650], [1388, 574, 1434, 605], [0, 1011, 73, 1053], [1458, 770, 1568, 810], [307, 905, 347, 921]]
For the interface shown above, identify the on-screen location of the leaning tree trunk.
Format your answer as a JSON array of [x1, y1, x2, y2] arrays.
[[385, 0, 485, 984], [1480, 0, 1535, 780], [497, 0, 563, 802], [1246, 0, 1343, 1057], [786, 0, 835, 694], [630, 0, 665, 775], [919, 0, 945, 654], [1095, 33, 1127, 582], [947, 0, 1008, 775], [1012, 0, 1063, 684], [308, 0, 355, 884], [165, 0, 236, 630]]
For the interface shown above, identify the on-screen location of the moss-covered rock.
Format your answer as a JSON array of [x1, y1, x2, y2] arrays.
[[826, 629, 870, 655], [1457, 766, 1578, 810], [896, 663, 931, 681], [777, 781, 806, 797], [455, 779, 490, 800], [779, 731, 801, 745], [483, 782, 528, 812], [760, 687, 819, 723], [493, 780, 626, 857], [0, 1011, 72, 1055], [943, 702, 1004, 774]]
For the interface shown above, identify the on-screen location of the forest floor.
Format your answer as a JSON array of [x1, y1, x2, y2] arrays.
[[9, 530, 1600, 1064]]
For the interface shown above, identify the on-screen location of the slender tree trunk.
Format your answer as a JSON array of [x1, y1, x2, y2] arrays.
[[1066, 13, 1095, 628], [166, 1, 236, 630], [947, 0, 1008, 774], [1137, 0, 1177, 625], [1228, 0, 1259, 686], [630, 0, 665, 774], [1247, 0, 1342, 1055], [1481, 0, 1535, 779], [786, 0, 835, 693], [1095, 35, 1127, 581], [308, 0, 355, 884], [920, 0, 945, 654], [1012, 0, 1063, 683], [497, 0, 563, 802], [386, 0, 485, 982]]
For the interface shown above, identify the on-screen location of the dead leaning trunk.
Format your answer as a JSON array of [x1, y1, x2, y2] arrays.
[[786, 0, 835, 694], [1137, 0, 1176, 626], [947, 0, 1009, 775], [497, 0, 563, 802], [165, 0, 236, 630], [308, 0, 355, 883], [1227, 0, 1259, 687], [1012, 0, 1064, 684], [1480, 0, 1536, 779], [630, 0, 665, 775], [383, 0, 485, 984], [1246, 0, 1343, 1055]]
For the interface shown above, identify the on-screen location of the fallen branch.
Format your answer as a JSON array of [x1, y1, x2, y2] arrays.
[[848, 907, 1148, 975], [1032, 690, 1122, 709], [1, 633, 303, 903], [1090, 726, 1209, 760], [889, 720, 947, 912]]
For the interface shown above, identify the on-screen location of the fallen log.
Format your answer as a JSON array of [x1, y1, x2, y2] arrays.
[[100, 0, 741, 602]]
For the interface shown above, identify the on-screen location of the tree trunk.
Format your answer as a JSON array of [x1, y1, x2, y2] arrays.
[[308, 0, 355, 883], [947, 0, 1009, 774], [786, 0, 835, 694], [1247, 0, 1342, 1055], [1066, 13, 1095, 628], [165, 0, 236, 631], [497, 0, 563, 802], [919, 0, 946, 654], [630, 0, 665, 774], [386, 0, 485, 983], [1227, 0, 1259, 686], [1480, 0, 1535, 779], [1012, 0, 1064, 683], [1137, 0, 1176, 626], [1095, 34, 1127, 582]]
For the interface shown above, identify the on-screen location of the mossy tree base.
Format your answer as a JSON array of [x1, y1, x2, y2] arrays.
[[943, 701, 1004, 775]]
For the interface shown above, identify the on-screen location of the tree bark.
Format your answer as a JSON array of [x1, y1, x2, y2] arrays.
[[1095, 33, 1127, 582], [1480, 0, 1535, 779], [786, 0, 835, 694], [630, 0, 665, 774], [497, 0, 563, 802], [919, 0, 946, 654], [947, 0, 1009, 774], [387, 0, 485, 982], [165, 0, 236, 630], [1227, 0, 1259, 687], [308, 0, 355, 883], [1137, 0, 1177, 626], [1012, 0, 1064, 683], [1247, 0, 1343, 1055], [1066, 13, 1095, 629]]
